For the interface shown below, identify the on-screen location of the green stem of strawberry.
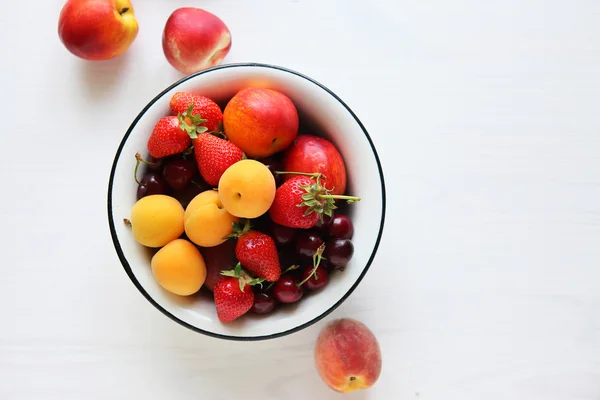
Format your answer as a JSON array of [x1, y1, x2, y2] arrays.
[[318, 194, 361, 203], [274, 171, 326, 179], [297, 244, 326, 287], [221, 263, 264, 292], [225, 219, 252, 240], [179, 104, 208, 139]]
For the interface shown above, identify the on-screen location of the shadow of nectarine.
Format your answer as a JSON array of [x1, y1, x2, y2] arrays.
[[79, 51, 131, 101]]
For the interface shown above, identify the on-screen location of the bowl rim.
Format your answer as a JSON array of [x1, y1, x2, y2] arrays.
[[107, 62, 387, 341]]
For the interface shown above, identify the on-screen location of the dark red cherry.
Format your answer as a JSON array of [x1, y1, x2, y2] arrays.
[[272, 275, 303, 303], [300, 265, 329, 290], [162, 159, 196, 190], [295, 231, 324, 258], [252, 292, 276, 314], [325, 239, 354, 267], [328, 215, 354, 239], [137, 172, 166, 199]]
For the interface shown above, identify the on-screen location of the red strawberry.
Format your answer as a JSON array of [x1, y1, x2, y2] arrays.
[[269, 173, 361, 229], [231, 220, 281, 282], [146, 116, 190, 159], [170, 92, 223, 133], [147, 104, 206, 159], [214, 263, 264, 323], [193, 133, 244, 187]]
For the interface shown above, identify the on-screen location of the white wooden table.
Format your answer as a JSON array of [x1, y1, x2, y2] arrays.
[[2, 0, 599, 398]]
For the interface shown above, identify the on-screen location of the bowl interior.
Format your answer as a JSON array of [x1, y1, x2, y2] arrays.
[[109, 64, 385, 340]]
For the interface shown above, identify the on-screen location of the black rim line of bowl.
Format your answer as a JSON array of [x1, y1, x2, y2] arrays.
[[106, 62, 387, 341]]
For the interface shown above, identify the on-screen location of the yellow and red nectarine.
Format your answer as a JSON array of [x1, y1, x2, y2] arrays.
[[58, 0, 138, 61], [162, 8, 232, 74], [315, 318, 382, 393], [223, 88, 299, 158]]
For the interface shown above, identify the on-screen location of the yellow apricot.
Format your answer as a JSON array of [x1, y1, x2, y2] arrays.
[[151, 239, 207, 296], [218, 159, 276, 218], [130, 195, 184, 248], [184, 190, 238, 247]]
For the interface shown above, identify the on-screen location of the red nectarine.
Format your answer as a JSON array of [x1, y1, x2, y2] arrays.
[[162, 8, 232, 75], [58, 0, 138, 61], [315, 318, 382, 393], [223, 88, 299, 158], [283, 135, 348, 195]]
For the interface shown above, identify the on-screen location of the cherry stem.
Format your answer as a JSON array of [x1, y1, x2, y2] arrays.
[[265, 264, 299, 291], [297, 244, 326, 287], [134, 160, 141, 185], [135, 152, 161, 167], [212, 131, 228, 140], [134, 152, 161, 185], [182, 146, 193, 157], [190, 180, 204, 189]]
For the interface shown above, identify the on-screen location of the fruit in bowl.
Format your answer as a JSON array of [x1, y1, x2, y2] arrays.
[[127, 88, 360, 316], [108, 64, 385, 340]]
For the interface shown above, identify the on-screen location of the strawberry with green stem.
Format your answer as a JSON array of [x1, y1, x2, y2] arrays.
[[268, 172, 361, 229], [228, 219, 281, 282], [144, 100, 242, 186], [214, 263, 264, 323], [147, 104, 207, 159], [169, 92, 223, 134]]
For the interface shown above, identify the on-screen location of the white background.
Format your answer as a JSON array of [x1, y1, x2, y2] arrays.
[[1, 0, 600, 399]]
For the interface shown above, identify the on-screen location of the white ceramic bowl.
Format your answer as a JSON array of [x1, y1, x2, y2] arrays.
[[107, 63, 386, 340]]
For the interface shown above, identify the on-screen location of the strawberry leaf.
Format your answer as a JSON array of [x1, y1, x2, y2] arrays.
[[221, 263, 254, 292], [303, 207, 316, 216], [294, 176, 358, 220], [229, 219, 251, 238], [178, 103, 208, 140]]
